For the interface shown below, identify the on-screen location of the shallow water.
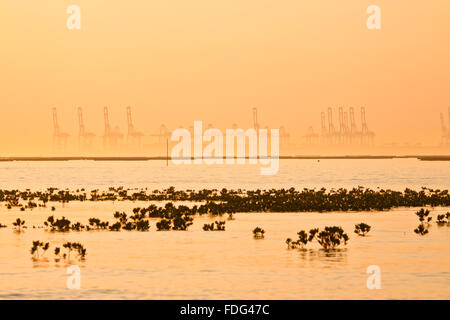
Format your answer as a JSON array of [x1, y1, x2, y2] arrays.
[[0, 158, 449, 190], [0, 203, 449, 299], [0, 159, 449, 299]]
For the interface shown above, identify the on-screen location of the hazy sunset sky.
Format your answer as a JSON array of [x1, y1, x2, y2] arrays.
[[1, 1, 449, 155]]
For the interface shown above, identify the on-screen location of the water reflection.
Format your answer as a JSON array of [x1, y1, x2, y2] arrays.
[[31, 258, 52, 269], [296, 248, 348, 263]]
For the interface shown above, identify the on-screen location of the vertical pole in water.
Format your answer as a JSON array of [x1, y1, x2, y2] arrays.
[[166, 137, 169, 166]]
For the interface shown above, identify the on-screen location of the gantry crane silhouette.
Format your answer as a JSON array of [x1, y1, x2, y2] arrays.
[[440, 106, 450, 146], [126, 106, 144, 148], [316, 107, 374, 146], [77, 107, 95, 148], [360, 106, 375, 145], [103, 106, 123, 148], [252, 107, 289, 145], [52, 107, 69, 150]]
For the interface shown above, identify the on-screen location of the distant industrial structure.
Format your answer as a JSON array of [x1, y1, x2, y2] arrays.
[[440, 106, 450, 146], [50, 106, 291, 153], [103, 106, 123, 148], [252, 107, 290, 145], [126, 106, 144, 148], [305, 106, 375, 146], [78, 107, 95, 149], [52, 107, 69, 150]]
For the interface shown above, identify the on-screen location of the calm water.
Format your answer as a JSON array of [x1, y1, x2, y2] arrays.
[[0, 159, 449, 299], [0, 158, 449, 190]]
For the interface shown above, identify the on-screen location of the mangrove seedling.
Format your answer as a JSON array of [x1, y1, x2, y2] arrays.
[[62, 242, 87, 261], [172, 215, 193, 231], [297, 230, 308, 247], [135, 219, 150, 231], [286, 238, 293, 248], [54, 247, 61, 261], [285, 231, 308, 249], [414, 224, 429, 236], [71, 222, 85, 231], [114, 211, 128, 225], [436, 213, 450, 225], [122, 221, 136, 231], [88, 218, 109, 230], [415, 209, 432, 224], [309, 226, 349, 250], [203, 223, 214, 231], [30, 241, 50, 259], [253, 227, 265, 238], [203, 221, 225, 231], [109, 222, 121, 231], [12, 218, 26, 231], [215, 221, 226, 231], [354, 223, 371, 236], [414, 209, 433, 235], [156, 219, 171, 231], [72, 242, 87, 259], [44, 215, 71, 232]]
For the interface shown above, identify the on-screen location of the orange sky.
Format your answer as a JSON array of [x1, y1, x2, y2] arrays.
[[0, 1, 449, 155]]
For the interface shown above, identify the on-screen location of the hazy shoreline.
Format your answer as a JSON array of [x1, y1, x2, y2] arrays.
[[1, 155, 449, 161]]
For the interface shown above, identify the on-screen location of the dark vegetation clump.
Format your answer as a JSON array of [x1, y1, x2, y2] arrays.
[[63, 242, 87, 260], [286, 226, 349, 250], [30, 241, 49, 259], [44, 215, 71, 232], [109, 222, 121, 231], [110, 211, 150, 231], [71, 222, 84, 231], [354, 223, 371, 236], [286, 230, 308, 248], [31, 241, 87, 262], [1, 186, 450, 213], [313, 226, 349, 250], [172, 214, 194, 231], [203, 221, 225, 231], [415, 208, 432, 223], [88, 218, 109, 230], [436, 212, 450, 225], [156, 219, 172, 231], [253, 227, 265, 238], [44, 215, 86, 232], [54, 242, 87, 262], [414, 209, 432, 236], [414, 224, 429, 236], [135, 219, 150, 231], [12, 218, 26, 231], [147, 203, 194, 231]]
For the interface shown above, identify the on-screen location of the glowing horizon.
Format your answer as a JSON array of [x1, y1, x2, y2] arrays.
[[1, 1, 449, 155]]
